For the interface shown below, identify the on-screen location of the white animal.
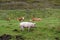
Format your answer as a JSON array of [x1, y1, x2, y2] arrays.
[[20, 22, 36, 31]]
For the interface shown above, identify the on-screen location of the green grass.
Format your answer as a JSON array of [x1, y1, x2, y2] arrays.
[[0, 8, 60, 19], [0, 17, 60, 40], [0, 8, 60, 40]]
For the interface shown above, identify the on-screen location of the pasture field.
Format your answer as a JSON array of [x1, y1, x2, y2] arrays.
[[0, 9, 60, 40], [0, 17, 60, 40]]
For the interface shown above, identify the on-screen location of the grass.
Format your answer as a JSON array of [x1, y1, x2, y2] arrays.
[[0, 17, 60, 40], [0, 8, 60, 40]]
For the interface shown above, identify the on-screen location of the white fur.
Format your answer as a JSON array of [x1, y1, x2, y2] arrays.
[[20, 22, 36, 31]]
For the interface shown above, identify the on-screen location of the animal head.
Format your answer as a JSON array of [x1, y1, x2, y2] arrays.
[[17, 17, 24, 21], [21, 17, 24, 20]]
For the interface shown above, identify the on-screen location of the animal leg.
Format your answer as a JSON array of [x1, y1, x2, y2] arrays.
[[20, 26, 24, 31], [28, 27, 30, 32]]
